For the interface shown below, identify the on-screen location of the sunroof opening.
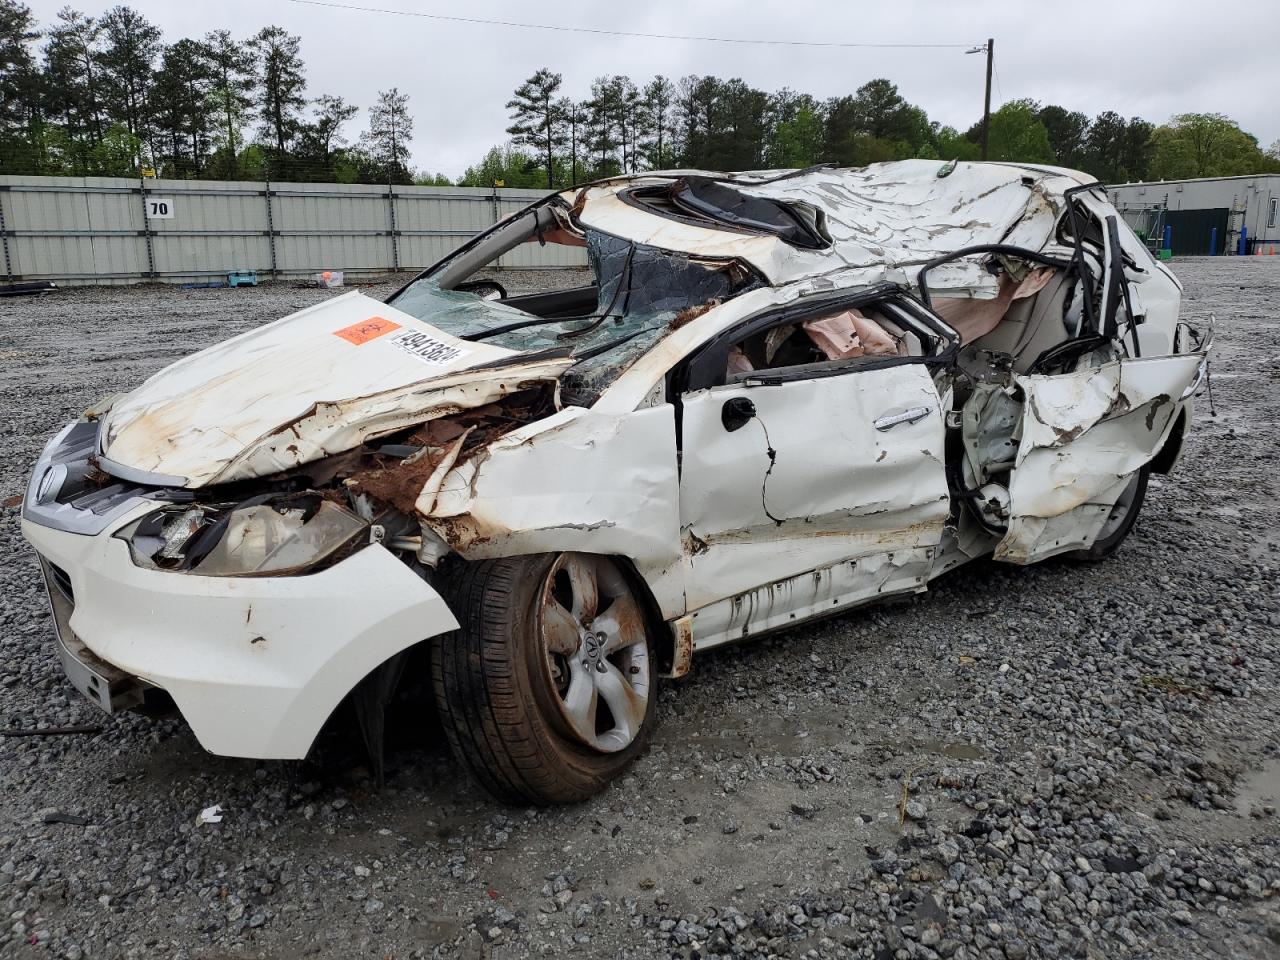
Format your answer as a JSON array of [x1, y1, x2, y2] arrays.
[[624, 177, 833, 251]]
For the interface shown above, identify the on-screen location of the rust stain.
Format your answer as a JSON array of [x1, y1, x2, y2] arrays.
[[343, 386, 554, 518], [669, 299, 722, 330], [666, 616, 694, 679], [683, 530, 710, 556], [346, 447, 451, 516], [425, 514, 500, 550]]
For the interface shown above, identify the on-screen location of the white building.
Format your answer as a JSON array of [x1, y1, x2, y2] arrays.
[[1107, 174, 1280, 255]]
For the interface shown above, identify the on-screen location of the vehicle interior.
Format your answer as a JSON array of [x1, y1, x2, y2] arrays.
[[724, 302, 923, 379], [674, 287, 955, 397], [407, 202, 602, 322]]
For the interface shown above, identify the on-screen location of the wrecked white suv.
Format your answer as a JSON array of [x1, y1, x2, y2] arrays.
[[22, 161, 1210, 803]]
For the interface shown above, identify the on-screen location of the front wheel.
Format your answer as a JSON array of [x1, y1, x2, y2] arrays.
[[1065, 466, 1150, 561], [432, 552, 657, 804]]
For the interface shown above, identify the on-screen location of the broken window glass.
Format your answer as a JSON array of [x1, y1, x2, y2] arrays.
[[389, 229, 760, 405]]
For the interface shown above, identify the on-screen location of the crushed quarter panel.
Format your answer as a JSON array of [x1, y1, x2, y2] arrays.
[[997, 354, 1205, 563]]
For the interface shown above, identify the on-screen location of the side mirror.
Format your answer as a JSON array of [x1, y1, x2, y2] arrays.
[[721, 396, 756, 432]]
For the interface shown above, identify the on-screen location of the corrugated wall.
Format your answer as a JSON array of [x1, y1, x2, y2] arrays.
[[1109, 175, 1280, 250], [0, 176, 588, 285]]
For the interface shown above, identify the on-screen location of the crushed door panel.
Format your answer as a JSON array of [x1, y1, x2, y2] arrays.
[[678, 363, 950, 625]]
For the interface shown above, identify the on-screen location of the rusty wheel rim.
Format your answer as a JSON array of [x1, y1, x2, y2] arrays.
[[537, 553, 651, 753]]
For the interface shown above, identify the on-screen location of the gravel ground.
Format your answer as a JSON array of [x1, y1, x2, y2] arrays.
[[0, 260, 1278, 960]]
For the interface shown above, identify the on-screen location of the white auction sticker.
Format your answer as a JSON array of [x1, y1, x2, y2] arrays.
[[388, 329, 469, 366]]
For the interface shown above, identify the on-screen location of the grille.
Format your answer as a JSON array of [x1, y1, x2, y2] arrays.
[[46, 560, 75, 605], [25, 419, 167, 536]]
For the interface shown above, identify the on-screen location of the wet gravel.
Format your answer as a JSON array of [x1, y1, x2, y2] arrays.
[[1, 260, 1278, 959]]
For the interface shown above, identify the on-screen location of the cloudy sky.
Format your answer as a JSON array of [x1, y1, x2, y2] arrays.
[[24, 0, 1280, 178]]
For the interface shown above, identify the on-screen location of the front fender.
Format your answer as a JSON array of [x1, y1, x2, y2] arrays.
[[426, 404, 685, 619]]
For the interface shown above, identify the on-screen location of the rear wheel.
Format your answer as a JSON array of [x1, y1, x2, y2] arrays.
[[432, 552, 656, 804], [1065, 465, 1149, 561]]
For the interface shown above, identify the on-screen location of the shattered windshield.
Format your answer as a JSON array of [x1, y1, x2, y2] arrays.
[[390, 229, 760, 404]]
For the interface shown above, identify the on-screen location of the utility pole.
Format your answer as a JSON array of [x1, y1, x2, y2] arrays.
[[967, 39, 995, 160], [982, 38, 994, 161]]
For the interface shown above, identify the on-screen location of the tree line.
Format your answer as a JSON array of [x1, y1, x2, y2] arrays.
[[489, 69, 1280, 189], [2, 2, 1277, 188], [0, 1, 446, 184]]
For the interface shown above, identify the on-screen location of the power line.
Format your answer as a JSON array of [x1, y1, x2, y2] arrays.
[[285, 0, 978, 50]]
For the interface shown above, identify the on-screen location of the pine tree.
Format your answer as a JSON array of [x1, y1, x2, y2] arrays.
[[585, 76, 624, 174], [0, 0, 39, 131], [641, 76, 674, 169], [365, 87, 413, 184], [45, 7, 105, 151], [302, 93, 357, 175], [204, 29, 254, 175], [249, 25, 306, 166], [551, 97, 579, 185], [506, 68, 565, 189], [97, 5, 159, 165], [151, 38, 213, 176]]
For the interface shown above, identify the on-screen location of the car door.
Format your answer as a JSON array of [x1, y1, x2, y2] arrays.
[[674, 290, 956, 649]]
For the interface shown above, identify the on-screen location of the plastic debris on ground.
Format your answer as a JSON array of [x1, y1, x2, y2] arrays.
[[197, 804, 224, 824]]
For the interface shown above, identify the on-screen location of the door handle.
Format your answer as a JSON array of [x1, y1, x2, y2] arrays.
[[874, 406, 931, 431]]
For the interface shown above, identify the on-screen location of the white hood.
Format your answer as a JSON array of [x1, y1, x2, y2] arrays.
[[99, 291, 570, 487]]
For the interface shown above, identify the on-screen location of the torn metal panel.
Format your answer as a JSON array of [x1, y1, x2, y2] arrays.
[[995, 353, 1206, 563], [578, 161, 1074, 296], [677, 363, 950, 612], [423, 404, 686, 619]]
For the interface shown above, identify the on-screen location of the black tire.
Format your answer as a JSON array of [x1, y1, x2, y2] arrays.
[[1064, 466, 1150, 561], [432, 553, 657, 804]]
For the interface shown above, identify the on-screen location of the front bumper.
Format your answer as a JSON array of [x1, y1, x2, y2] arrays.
[[38, 554, 146, 712], [23, 507, 460, 759]]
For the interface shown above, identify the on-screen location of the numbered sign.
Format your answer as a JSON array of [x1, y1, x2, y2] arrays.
[[146, 197, 175, 219]]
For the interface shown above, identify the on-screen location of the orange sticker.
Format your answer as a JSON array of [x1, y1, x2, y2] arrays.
[[333, 316, 401, 345]]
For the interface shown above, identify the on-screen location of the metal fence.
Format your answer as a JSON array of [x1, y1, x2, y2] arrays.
[[0, 175, 587, 286]]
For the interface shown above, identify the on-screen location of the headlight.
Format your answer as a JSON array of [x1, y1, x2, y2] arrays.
[[117, 494, 369, 577]]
